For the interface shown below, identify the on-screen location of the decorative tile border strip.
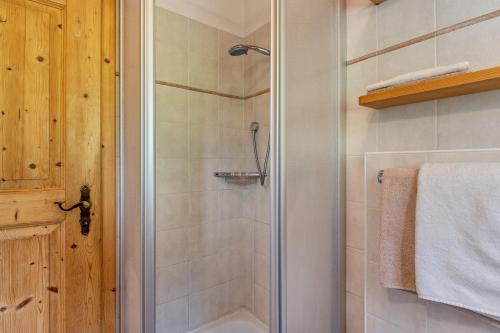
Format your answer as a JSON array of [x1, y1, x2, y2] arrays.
[[155, 80, 270, 100], [346, 9, 500, 66]]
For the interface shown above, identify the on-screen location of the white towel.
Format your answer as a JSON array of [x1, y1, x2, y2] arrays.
[[415, 163, 500, 320], [366, 62, 470, 92]]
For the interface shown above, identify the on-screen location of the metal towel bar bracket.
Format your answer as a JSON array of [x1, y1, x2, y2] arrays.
[[377, 170, 384, 184]]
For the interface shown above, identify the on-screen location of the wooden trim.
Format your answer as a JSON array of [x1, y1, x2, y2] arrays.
[[101, 0, 116, 331], [359, 66, 500, 109], [347, 9, 500, 66], [156, 80, 270, 100], [244, 88, 271, 100]]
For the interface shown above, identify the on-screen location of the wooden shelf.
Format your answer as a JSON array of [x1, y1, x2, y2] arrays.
[[370, 0, 386, 4], [359, 66, 500, 109]]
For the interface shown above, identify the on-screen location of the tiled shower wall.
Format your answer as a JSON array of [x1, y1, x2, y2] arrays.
[[346, 0, 500, 332], [155, 7, 270, 332]]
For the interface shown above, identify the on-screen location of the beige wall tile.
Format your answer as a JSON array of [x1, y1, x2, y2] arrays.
[[254, 284, 270, 324], [189, 92, 220, 126], [188, 223, 220, 258], [378, 39, 436, 81], [347, 155, 365, 203], [156, 297, 189, 333], [220, 128, 246, 159], [189, 286, 222, 329], [156, 228, 189, 268], [427, 302, 500, 333], [427, 150, 500, 163], [347, 108, 378, 155], [220, 189, 243, 219], [437, 18, 500, 70], [189, 254, 223, 293], [347, 0, 377, 60], [346, 247, 365, 297], [156, 122, 188, 158], [437, 91, 500, 149], [157, 263, 189, 304], [436, 0, 500, 28], [157, 158, 189, 194], [190, 125, 220, 158], [347, 201, 365, 250], [189, 159, 220, 192], [255, 253, 270, 290], [188, 19, 219, 58], [157, 193, 189, 231], [188, 53, 219, 91], [156, 86, 188, 123], [366, 314, 409, 333], [221, 98, 245, 129], [367, 262, 427, 333], [156, 9, 189, 84], [346, 58, 377, 112], [378, 101, 437, 152], [255, 222, 270, 258], [220, 277, 254, 315], [347, 292, 365, 333], [189, 190, 219, 224], [366, 208, 380, 263], [377, 0, 435, 48]]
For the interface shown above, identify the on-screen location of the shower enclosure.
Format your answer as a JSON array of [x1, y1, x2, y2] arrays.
[[154, 2, 272, 332], [120, 0, 344, 331]]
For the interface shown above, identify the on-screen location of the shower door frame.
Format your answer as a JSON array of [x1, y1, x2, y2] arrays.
[[135, 0, 287, 332], [121, 0, 345, 331]]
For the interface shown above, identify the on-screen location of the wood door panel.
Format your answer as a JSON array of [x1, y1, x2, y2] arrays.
[[0, 190, 65, 227], [0, 0, 63, 186], [0, 223, 63, 333], [0, 0, 116, 331]]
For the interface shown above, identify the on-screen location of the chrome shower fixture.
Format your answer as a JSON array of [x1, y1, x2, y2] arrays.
[[228, 44, 271, 57], [250, 122, 270, 186], [250, 121, 260, 133]]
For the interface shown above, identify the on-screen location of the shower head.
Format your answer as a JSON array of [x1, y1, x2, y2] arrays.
[[228, 44, 270, 57], [250, 122, 260, 133]]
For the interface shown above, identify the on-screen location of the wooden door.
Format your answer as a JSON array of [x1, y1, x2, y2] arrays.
[[0, 0, 116, 332]]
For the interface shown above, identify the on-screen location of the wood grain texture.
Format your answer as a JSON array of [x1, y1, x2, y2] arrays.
[[101, 0, 116, 330], [359, 66, 500, 109], [0, 0, 116, 331], [0, 190, 65, 227], [23, 6, 50, 180], [0, 224, 62, 333], [65, 0, 103, 331], [0, 0, 25, 180], [0, 0, 63, 190]]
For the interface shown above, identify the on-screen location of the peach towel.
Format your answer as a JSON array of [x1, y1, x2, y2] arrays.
[[379, 168, 418, 292]]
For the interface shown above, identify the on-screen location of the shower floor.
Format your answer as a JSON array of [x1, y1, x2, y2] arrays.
[[189, 309, 268, 333]]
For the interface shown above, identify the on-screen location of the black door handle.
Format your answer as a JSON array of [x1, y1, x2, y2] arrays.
[[55, 185, 92, 236]]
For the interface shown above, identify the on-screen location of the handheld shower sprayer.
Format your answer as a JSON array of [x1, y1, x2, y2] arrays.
[[250, 122, 270, 186]]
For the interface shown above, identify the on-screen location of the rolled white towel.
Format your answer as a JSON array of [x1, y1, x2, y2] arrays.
[[366, 62, 470, 92]]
